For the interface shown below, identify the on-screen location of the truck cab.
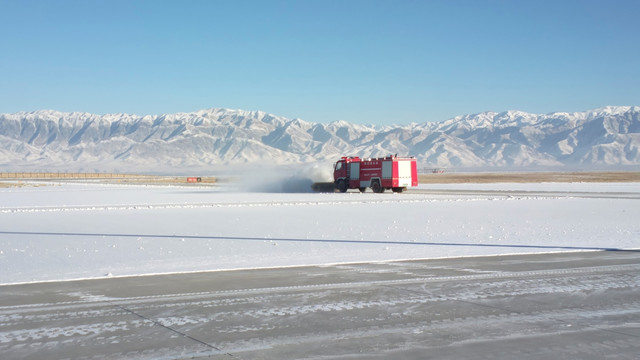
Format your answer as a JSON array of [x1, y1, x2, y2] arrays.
[[333, 156, 362, 192]]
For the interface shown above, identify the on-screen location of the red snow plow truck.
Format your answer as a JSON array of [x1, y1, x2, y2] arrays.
[[315, 155, 418, 193]]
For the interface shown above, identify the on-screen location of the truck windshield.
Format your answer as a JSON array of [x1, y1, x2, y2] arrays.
[[335, 162, 342, 171]]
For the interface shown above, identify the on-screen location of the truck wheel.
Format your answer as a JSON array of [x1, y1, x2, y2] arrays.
[[371, 180, 383, 193], [392, 187, 405, 193], [359, 187, 366, 193], [337, 179, 347, 193]]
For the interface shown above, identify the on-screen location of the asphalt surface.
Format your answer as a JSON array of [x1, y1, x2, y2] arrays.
[[1, 251, 639, 360]]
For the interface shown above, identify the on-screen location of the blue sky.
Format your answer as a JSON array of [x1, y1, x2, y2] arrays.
[[1, 0, 638, 125]]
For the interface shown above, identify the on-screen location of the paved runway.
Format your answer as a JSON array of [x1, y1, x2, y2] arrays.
[[1, 251, 639, 359]]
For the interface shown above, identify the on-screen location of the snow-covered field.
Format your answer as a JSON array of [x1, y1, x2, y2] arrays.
[[1, 181, 639, 285]]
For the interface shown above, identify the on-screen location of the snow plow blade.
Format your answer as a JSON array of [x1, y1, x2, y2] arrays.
[[311, 182, 337, 192]]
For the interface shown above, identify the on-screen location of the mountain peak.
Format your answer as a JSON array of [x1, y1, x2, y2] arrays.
[[1, 106, 639, 172], [590, 105, 634, 116]]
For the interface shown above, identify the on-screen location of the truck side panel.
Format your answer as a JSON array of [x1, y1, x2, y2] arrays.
[[382, 161, 392, 179], [395, 159, 413, 187], [359, 159, 382, 188], [379, 159, 392, 188], [411, 159, 418, 186], [349, 162, 360, 180]]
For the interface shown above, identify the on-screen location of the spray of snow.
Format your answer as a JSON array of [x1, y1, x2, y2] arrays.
[[229, 162, 334, 193]]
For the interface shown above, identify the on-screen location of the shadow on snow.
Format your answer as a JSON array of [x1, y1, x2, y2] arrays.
[[1, 231, 637, 252]]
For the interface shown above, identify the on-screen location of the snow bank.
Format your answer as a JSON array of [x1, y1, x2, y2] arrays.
[[1, 182, 638, 284]]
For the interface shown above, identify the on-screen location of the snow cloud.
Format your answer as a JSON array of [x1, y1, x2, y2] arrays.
[[229, 162, 334, 193]]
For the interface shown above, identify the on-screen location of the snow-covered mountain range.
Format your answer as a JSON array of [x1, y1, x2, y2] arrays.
[[1, 106, 639, 173]]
